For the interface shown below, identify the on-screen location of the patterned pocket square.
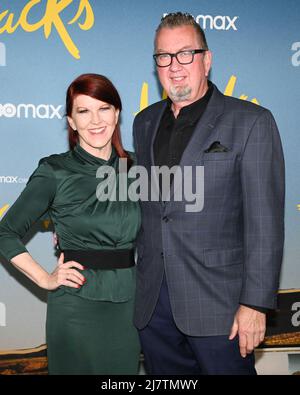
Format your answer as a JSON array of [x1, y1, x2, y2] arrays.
[[204, 141, 229, 153]]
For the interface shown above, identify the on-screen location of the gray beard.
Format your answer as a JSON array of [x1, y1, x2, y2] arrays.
[[169, 85, 192, 102]]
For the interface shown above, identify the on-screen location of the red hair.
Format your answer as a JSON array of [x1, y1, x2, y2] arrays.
[[66, 74, 131, 165]]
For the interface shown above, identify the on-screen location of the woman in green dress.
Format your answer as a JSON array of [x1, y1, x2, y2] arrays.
[[0, 74, 141, 374]]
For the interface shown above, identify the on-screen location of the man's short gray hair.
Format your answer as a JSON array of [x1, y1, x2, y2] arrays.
[[154, 12, 209, 51]]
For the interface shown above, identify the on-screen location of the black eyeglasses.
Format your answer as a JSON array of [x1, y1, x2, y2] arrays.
[[153, 49, 207, 67]]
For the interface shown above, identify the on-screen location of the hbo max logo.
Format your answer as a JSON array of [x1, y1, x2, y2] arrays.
[[0, 176, 28, 184], [0, 103, 63, 119]]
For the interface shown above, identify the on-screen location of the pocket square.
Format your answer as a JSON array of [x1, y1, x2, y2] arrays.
[[204, 141, 229, 153]]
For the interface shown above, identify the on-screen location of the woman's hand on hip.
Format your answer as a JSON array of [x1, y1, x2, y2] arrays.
[[46, 252, 86, 290]]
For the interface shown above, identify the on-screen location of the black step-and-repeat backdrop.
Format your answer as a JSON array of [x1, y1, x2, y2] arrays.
[[0, 0, 300, 349]]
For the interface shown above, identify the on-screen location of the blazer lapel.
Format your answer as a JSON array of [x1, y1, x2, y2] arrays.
[[149, 102, 168, 167], [141, 102, 167, 203], [181, 86, 225, 165]]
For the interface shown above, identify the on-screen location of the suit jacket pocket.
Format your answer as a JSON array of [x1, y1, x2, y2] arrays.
[[203, 247, 243, 267], [203, 152, 237, 161]]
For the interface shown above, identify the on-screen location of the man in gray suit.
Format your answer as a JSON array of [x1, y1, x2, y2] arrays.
[[133, 12, 284, 374]]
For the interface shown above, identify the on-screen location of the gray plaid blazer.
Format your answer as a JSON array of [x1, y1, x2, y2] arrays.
[[133, 84, 285, 336]]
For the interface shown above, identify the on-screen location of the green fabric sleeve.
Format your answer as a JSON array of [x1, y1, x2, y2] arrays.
[[0, 160, 56, 261]]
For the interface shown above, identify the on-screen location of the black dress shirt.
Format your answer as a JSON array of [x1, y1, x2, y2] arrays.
[[154, 82, 213, 170]]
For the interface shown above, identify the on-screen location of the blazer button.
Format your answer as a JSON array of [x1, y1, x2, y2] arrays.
[[162, 216, 169, 223], [160, 252, 164, 258]]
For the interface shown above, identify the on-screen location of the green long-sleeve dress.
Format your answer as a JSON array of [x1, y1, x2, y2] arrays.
[[0, 144, 141, 375]]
